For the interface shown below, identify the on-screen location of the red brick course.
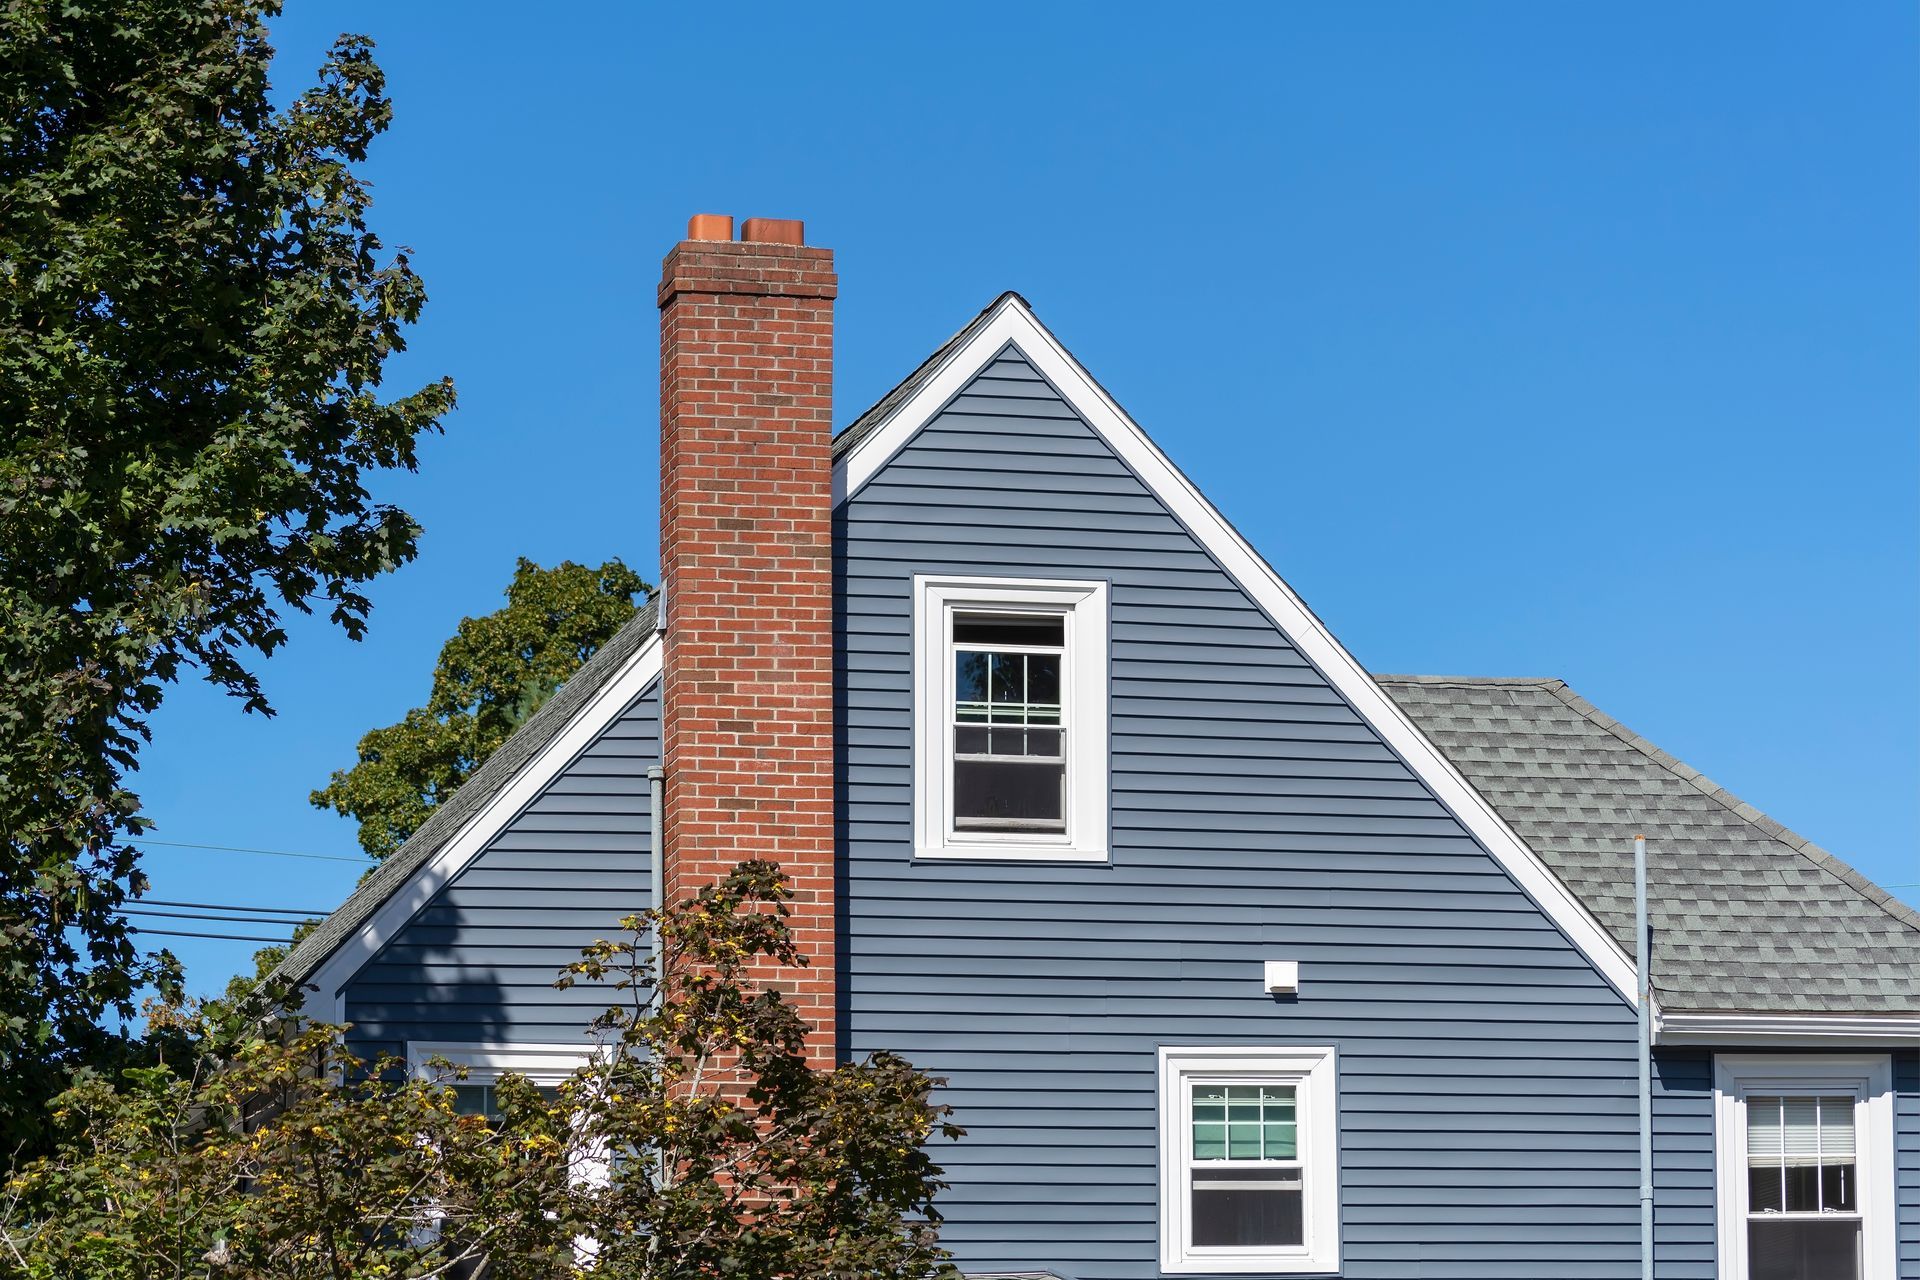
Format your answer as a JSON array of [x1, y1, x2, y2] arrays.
[[658, 229, 838, 1069]]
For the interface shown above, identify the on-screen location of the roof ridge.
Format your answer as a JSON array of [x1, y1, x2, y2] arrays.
[[1373, 674, 1566, 688], [1538, 679, 1920, 937]]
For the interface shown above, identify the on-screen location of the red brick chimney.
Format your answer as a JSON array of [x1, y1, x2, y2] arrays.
[[657, 214, 837, 1067]]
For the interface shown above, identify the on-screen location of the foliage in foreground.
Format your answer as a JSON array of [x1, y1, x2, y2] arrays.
[[2, 863, 962, 1279], [0, 0, 452, 1156], [310, 557, 650, 860]]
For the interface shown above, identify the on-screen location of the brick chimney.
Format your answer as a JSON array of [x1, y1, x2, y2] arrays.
[[657, 214, 837, 1067]]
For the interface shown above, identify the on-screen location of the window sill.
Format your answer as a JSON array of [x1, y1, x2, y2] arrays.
[[1160, 1258, 1337, 1276], [914, 840, 1109, 863]]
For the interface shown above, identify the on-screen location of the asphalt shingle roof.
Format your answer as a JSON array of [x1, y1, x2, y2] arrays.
[[1378, 675, 1920, 1015]]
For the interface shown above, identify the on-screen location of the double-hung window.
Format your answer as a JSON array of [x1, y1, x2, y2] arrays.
[[1158, 1046, 1339, 1274], [1713, 1054, 1895, 1280], [913, 576, 1108, 860]]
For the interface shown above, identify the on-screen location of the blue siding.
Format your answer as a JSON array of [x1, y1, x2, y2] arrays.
[[838, 347, 1642, 1279], [1652, 1050, 1716, 1279], [343, 679, 659, 1055], [1899, 1048, 1919, 1276]]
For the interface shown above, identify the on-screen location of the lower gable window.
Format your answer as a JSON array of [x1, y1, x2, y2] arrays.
[[914, 575, 1108, 861], [1159, 1046, 1338, 1274], [1714, 1054, 1894, 1280]]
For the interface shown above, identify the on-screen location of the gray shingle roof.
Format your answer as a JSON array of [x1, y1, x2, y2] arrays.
[[1378, 675, 1920, 1015], [276, 598, 658, 989]]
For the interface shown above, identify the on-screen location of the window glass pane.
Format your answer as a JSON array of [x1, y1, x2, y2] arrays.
[[953, 758, 1064, 829], [953, 613, 1063, 646], [1747, 1219, 1860, 1280], [452, 1083, 492, 1117], [1817, 1097, 1855, 1157], [1193, 1124, 1226, 1160], [1264, 1122, 1297, 1160], [1191, 1168, 1303, 1249], [1027, 655, 1060, 714], [954, 652, 988, 712], [1748, 1094, 1857, 1215], [1749, 1164, 1784, 1214]]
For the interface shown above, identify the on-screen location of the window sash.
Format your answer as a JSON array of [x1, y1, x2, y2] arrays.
[[945, 606, 1072, 838]]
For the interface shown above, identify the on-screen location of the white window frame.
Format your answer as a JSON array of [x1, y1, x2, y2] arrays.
[[1158, 1045, 1340, 1275], [1712, 1053, 1895, 1280], [409, 1041, 608, 1187], [912, 574, 1109, 861]]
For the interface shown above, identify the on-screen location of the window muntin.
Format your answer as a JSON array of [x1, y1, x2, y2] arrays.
[[1158, 1047, 1337, 1274], [913, 576, 1108, 860], [1714, 1055, 1893, 1280]]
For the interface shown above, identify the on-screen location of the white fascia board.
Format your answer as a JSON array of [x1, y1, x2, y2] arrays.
[[1658, 1011, 1920, 1046], [306, 634, 664, 1022], [834, 296, 1640, 1006]]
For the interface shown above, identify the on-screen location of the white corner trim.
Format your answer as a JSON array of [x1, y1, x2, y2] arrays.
[[1658, 1012, 1920, 1046], [1711, 1053, 1896, 1280], [1157, 1045, 1340, 1275], [306, 634, 664, 1022], [835, 296, 1639, 1005]]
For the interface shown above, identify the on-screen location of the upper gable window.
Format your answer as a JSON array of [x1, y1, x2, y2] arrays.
[[914, 576, 1108, 860]]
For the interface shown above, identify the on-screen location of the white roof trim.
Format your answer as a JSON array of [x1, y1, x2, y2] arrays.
[[305, 633, 663, 1022], [1658, 1012, 1920, 1046], [834, 296, 1641, 1006]]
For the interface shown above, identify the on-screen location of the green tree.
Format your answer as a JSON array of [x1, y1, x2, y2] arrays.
[[2, 863, 962, 1279], [311, 557, 650, 860], [0, 0, 452, 1156]]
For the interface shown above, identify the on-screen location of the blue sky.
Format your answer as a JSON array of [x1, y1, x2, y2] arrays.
[[135, 2, 1918, 995]]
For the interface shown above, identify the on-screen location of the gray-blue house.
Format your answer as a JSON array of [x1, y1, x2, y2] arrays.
[[281, 218, 1919, 1280]]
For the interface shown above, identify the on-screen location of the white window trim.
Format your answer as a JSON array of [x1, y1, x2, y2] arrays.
[[1158, 1045, 1340, 1275], [409, 1041, 608, 1187], [912, 574, 1109, 861], [1712, 1053, 1895, 1280]]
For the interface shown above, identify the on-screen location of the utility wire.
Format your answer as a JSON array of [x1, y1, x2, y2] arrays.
[[133, 838, 371, 865], [131, 926, 294, 944], [123, 907, 319, 928], [134, 899, 325, 917]]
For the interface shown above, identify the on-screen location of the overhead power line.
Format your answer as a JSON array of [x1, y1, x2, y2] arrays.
[[134, 899, 325, 917], [134, 838, 371, 865], [123, 907, 318, 928], [130, 926, 293, 944]]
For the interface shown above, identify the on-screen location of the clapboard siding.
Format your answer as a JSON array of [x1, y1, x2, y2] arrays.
[[1651, 1050, 1716, 1279], [1898, 1049, 1919, 1274], [342, 679, 658, 1055], [838, 347, 1642, 1279]]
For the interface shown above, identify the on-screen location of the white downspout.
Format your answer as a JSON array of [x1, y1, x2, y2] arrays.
[[648, 765, 665, 1011]]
